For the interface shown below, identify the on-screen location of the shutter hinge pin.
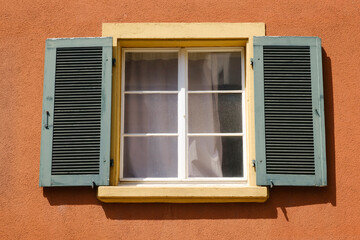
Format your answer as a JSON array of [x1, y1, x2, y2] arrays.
[[252, 160, 256, 168]]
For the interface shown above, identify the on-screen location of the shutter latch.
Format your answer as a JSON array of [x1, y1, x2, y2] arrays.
[[45, 111, 50, 129]]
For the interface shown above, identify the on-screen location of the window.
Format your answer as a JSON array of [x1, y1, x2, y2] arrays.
[[121, 48, 246, 182], [40, 23, 327, 203]]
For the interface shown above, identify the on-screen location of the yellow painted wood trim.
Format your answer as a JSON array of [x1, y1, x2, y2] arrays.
[[102, 23, 266, 187], [98, 186, 269, 203], [108, 43, 122, 185], [246, 39, 256, 186], [103, 23, 265, 41]]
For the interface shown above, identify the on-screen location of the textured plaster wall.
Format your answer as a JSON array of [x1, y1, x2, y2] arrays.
[[1, 0, 360, 239]]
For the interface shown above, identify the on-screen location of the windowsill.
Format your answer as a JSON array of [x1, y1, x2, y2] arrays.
[[97, 185, 268, 203]]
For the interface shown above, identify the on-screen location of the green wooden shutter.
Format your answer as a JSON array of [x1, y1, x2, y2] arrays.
[[39, 37, 112, 187], [254, 37, 326, 186]]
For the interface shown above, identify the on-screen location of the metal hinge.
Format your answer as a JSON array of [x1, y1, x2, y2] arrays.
[[252, 160, 256, 168], [250, 58, 254, 67], [92, 180, 97, 189], [112, 58, 116, 66], [110, 159, 114, 167]]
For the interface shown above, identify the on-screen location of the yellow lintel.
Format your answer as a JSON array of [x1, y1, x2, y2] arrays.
[[103, 23, 265, 46]]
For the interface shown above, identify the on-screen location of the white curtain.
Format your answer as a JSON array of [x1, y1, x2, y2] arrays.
[[188, 53, 231, 177], [123, 52, 178, 178], [123, 52, 234, 178]]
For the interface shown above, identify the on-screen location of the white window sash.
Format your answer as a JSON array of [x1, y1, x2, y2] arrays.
[[120, 47, 247, 182]]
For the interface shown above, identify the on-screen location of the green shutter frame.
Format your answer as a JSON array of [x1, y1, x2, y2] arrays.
[[254, 36, 327, 186], [39, 37, 112, 187]]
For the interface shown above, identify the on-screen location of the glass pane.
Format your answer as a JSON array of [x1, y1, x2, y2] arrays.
[[123, 137, 178, 178], [188, 93, 242, 133], [125, 52, 178, 91], [188, 52, 242, 91], [124, 94, 177, 133], [188, 136, 243, 177]]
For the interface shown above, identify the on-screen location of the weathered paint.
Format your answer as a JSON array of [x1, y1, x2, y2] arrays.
[[1, 0, 360, 239], [39, 37, 112, 187], [253, 36, 327, 186]]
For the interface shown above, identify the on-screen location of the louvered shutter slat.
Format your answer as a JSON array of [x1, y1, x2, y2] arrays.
[[40, 37, 112, 187], [254, 37, 327, 186]]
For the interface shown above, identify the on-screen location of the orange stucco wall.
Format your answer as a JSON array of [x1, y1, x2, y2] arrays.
[[1, 0, 360, 239]]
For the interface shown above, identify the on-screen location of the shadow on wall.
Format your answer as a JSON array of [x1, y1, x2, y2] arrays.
[[43, 48, 336, 221]]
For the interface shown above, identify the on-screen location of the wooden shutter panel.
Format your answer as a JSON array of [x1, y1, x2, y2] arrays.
[[39, 37, 112, 186], [254, 37, 327, 186]]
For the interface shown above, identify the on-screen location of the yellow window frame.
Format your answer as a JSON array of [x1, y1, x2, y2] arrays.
[[98, 23, 268, 203]]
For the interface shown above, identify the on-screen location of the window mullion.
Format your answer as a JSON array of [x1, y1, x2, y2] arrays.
[[178, 49, 187, 179]]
